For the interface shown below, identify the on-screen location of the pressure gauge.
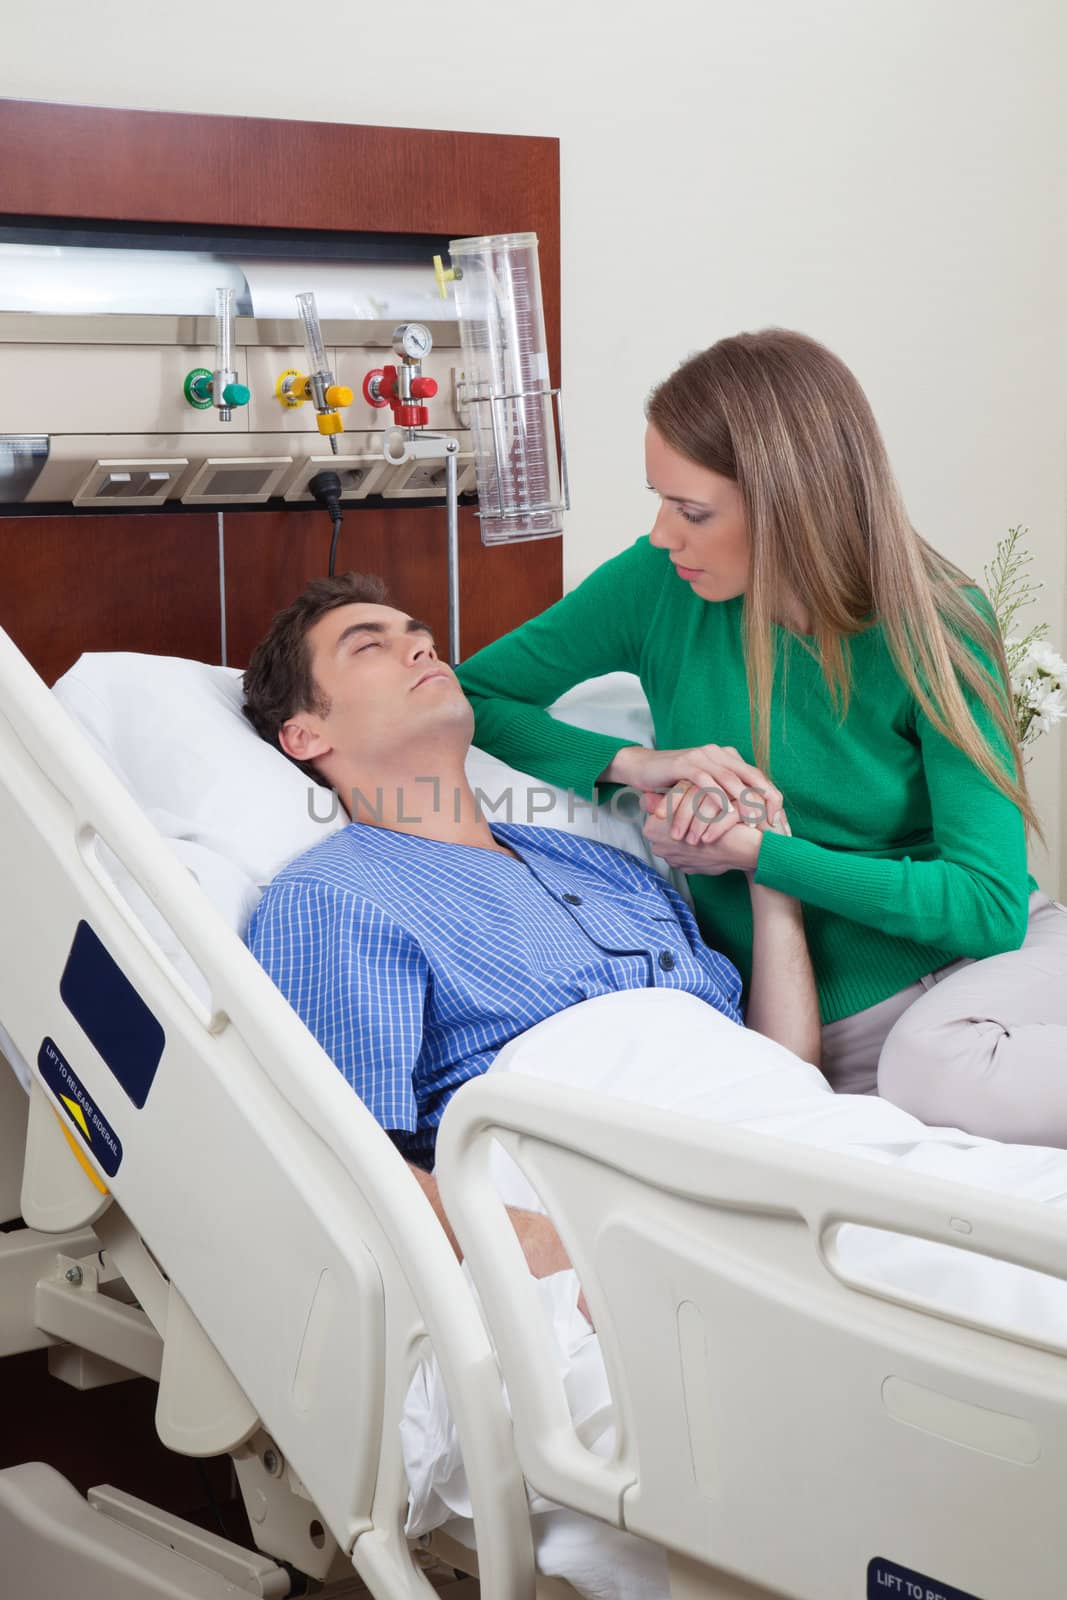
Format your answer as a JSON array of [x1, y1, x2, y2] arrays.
[[393, 322, 432, 361]]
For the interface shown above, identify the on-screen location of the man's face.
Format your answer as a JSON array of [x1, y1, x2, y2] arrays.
[[280, 603, 472, 774]]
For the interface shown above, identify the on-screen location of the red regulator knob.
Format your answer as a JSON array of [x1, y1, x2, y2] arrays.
[[364, 365, 433, 427], [362, 366, 397, 408], [394, 403, 431, 428]]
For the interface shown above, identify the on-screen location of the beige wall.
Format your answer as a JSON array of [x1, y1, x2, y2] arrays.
[[4, 0, 1066, 888]]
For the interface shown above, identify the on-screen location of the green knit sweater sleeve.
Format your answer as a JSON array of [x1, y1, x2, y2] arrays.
[[754, 593, 1031, 959], [456, 537, 659, 796]]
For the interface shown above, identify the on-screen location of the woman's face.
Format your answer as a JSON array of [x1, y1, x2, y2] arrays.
[[645, 424, 749, 601]]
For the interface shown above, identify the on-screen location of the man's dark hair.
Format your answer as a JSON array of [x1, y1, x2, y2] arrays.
[[242, 571, 390, 781]]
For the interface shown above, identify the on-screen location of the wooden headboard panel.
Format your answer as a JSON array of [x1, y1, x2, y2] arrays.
[[0, 99, 563, 682]]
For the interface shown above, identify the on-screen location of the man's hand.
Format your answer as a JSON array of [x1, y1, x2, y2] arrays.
[[643, 803, 790, 876], [411, 1164, 592, 1325], [508, 1207, 592, 1324], [507, 1206, 572, 1277]]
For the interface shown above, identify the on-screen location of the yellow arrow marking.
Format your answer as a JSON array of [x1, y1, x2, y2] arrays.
[[52, 1109, 108, 1197], [60, 1094, 90, 1142]]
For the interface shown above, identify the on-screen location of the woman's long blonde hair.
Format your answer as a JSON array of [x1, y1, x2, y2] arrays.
[[647, 328, 1042, 843]]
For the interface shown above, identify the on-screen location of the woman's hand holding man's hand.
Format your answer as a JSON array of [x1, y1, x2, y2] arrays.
[[603, 743, 789, 877], [642, 801, 791, 876], [607, 743, 784, 834]]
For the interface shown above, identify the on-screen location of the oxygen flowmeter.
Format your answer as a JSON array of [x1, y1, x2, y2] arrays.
[[274, 291, 353, 454], [183, 287, 250, 420]]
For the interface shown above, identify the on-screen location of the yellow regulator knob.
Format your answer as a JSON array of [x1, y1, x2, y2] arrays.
[[324, 384, 353, 409], [276, 369, 310, 407]]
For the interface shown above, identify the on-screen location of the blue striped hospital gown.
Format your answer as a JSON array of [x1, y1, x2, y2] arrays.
[[246, 822, 744, 1169]]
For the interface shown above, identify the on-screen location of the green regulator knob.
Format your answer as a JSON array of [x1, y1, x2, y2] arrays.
[[184, 368, 214, 409], [183, 369, 251, 410]]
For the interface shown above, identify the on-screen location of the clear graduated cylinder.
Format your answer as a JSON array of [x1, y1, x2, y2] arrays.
[[448, 232, 563, 545], [296, 291, 329, 377], [214, 286, 234, 373]]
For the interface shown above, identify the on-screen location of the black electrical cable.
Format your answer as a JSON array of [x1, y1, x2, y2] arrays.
[[308, 470, 344, 577], [193, 1460, 230, 1540]]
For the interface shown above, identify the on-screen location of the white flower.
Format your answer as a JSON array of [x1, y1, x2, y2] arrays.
[[1029, 684, 1067, 737], [987, 530, 1065, 748], [1010, 669, 1042, 706], [1021, 639, 1067, 681]]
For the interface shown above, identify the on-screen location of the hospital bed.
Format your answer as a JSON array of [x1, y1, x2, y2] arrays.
[[0, 626, 536, 1600], [2, 626, 1067, 1600]]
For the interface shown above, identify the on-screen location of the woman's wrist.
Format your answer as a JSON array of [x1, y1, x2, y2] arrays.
[[737, 823, 764, 876], [599, 745, 646, 786]]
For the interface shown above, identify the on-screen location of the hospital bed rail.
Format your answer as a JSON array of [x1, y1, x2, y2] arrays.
[[0, 620, 535, 1600], [436, 1062, 1067, 1600]]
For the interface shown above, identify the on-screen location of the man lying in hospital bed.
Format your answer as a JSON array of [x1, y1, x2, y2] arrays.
[[45, 582, 1067, 1600], [238, 572, 818, 1286]]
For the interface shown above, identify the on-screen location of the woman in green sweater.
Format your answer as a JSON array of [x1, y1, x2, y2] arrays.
[[456, 329, 1067, 1143]]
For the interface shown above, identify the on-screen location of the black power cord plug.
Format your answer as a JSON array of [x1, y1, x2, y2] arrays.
[[308, 470, 344, 577]]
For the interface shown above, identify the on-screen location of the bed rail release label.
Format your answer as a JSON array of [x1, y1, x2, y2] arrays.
[[60, 920, 165, 1108], [869, 1558, 981, 1599], [38, 1037, 123, 1177]]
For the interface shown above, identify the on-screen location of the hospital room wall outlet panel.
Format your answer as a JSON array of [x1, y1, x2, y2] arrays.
[[0, 318, 472, 510], [0, 307, 560, 671], [281, 451, 391, 503]]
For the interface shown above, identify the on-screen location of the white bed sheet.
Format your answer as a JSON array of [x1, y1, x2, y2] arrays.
[[405, 989, 1067, 1600]]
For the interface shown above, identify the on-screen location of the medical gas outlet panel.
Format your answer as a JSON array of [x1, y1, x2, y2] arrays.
[[0, 313, 476, 510]]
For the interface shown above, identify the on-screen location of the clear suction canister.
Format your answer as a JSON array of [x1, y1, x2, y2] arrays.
[[448, 232, 566, 545]]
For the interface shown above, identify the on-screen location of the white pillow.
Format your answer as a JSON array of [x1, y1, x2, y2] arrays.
[[52, 655, 665, 945], [53, 654, 346, 887], [549, 671, 654, 750]]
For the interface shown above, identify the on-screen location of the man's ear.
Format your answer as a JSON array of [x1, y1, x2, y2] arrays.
[[279, 717, 333, 763]]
